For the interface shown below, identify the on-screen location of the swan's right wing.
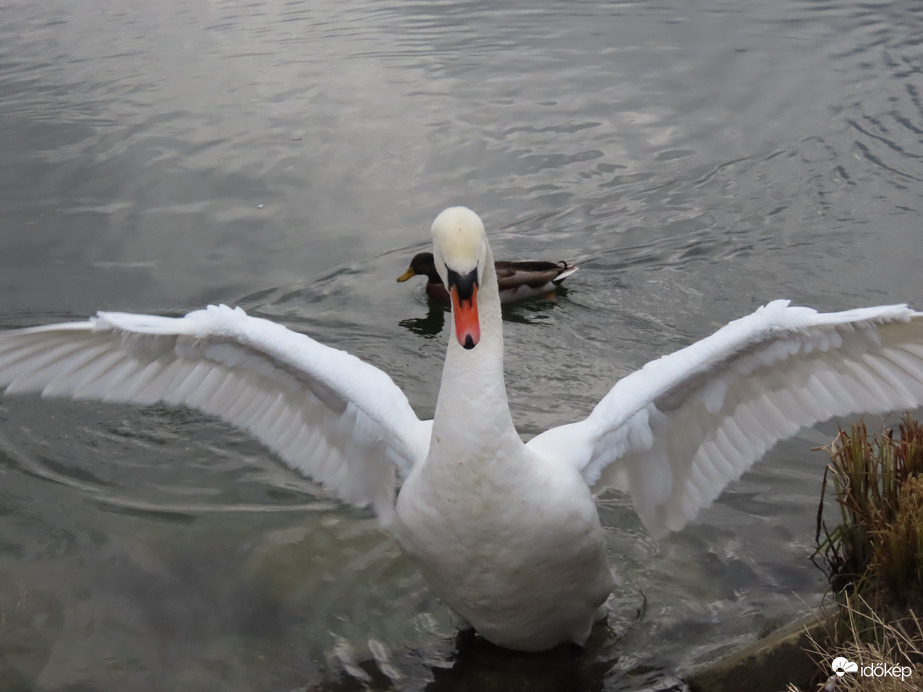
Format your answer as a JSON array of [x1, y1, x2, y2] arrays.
[[0, 305, 433, 523], [528, 300, 923, 537]]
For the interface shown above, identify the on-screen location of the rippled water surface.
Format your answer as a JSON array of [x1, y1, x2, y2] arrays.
[[3, 1, 923, 690]]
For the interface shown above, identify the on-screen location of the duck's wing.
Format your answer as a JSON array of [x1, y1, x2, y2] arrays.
[[0, 305, 432, 524], [526, 300, 923, 537], [495, 260, 578, 290]]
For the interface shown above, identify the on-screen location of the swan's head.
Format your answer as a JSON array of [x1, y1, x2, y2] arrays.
[[431, 207, 488, 350]]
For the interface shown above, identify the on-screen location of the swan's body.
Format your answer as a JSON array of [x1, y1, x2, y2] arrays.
[[393, 237, 610, 649], [397, 251, 578, 305], [2, 207, 923, 651]]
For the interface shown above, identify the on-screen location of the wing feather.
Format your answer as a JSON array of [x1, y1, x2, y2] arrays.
[[527, 300, 923, 537], [0, 305, 432, 522]]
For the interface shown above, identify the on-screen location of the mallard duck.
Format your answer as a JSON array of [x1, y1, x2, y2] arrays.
[[397, 251, 578, 304], [2, 207, 923, 651]]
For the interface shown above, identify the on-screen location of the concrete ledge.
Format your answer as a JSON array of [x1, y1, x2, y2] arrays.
[[684, 612, 832, 692]]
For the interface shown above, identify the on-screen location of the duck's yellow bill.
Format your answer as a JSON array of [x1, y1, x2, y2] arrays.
[[396, 268, 416, 282]]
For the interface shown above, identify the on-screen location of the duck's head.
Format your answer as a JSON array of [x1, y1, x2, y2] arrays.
[[396, 252, 441, 284], [431, 207, 488, 350]]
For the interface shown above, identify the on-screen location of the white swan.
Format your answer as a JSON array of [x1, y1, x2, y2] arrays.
[[2, 206, 923, 651]]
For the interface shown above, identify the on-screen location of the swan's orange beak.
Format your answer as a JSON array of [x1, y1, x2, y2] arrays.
[[447, 269, 480, 350]]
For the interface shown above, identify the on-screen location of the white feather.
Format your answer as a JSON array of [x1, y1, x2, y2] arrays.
[[0, 305, 432, 523], [528, 299, 923, 537]]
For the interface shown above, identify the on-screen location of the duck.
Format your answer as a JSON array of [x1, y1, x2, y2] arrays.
[[397, 251, 578, 304], [2, 206, 923, 651]]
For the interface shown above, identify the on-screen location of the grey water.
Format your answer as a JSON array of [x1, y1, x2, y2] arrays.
[[2, 0, 923, 690]]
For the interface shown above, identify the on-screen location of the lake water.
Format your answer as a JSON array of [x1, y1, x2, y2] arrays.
[[2, 0, 923, 690]]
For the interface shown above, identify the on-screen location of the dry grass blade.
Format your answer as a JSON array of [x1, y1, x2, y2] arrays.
[[812, 595, 921, 691], [813, 413, 923, 607], [798, 414, 923, 691]]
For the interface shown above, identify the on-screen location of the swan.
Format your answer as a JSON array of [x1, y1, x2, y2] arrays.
[[397, 251, 578, 304], [2, 206, 923, 651]]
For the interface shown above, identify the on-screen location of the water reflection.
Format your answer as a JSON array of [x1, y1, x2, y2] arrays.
[[501, 288, 569, 325], [398, 287, 569, 338], [399, 298, 446, 339], [307, 600, 686, 692], [426, 631, 612, 692]]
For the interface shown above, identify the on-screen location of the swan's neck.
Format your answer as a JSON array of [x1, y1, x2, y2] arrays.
[[430, 253, 520, 457]]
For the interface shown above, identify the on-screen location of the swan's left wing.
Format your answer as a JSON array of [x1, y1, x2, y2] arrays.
[[527, 300, 923, 537], [0, 305, 432, 523]]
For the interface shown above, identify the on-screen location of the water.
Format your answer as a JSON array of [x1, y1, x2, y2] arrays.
[[2, 0, 923, 689]]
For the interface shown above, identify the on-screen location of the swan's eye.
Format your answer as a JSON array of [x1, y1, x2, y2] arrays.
[[446, 268, 478, 301]]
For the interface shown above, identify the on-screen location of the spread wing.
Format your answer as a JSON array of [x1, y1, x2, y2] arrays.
[[527, 300, 923, 537], [0, 305, 433, 523]]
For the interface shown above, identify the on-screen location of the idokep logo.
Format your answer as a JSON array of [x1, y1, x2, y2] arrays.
[[831, 656, 913, 682], [831, 657, 858, 677]]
